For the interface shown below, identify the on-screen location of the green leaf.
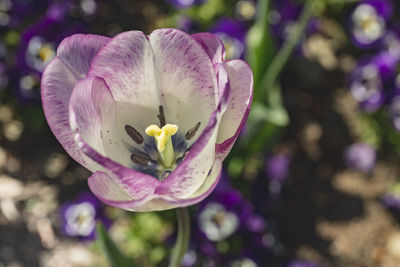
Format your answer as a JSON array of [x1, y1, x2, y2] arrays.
[[237, 102, 284, 154], [246, 0, 276, 92], [96, 223, 137, 267]]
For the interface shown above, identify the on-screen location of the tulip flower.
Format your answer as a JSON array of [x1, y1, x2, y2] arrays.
[[42, 29, 253, 212]]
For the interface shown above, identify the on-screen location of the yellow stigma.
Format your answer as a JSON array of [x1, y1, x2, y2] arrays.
[[145, 124, 178, 168], [145, 124, 178, 152]]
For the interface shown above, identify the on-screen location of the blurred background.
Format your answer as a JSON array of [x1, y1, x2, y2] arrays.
[[1, 0, 400, 266]]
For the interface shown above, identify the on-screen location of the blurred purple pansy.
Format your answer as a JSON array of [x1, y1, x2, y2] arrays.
[[270, 0, 302, 41], [17, 72, 41, 100], [287, 260, 319, 267], [198, 202, 240, 241], [382, 183, 400, 210], [343, 142, 376, 173], [182, 249, 198, 267], [164, 0, 205, 9], [265, 153, 291, 196], [16, 6, 83, 102], [0, 0, 53, 28], [41, 29, 253, 212], [382, 31, 400, 60], [265, 153, 291, 183], [197, 179, 253, 242], [60, 192, 111, 240], [210, 18, 248, 59], [350, 0, 393, 48], [245, 214, 266, 233], [349, 56, 388, 113]]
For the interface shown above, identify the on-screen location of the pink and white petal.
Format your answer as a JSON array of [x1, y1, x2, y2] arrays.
[[155, 108, 220, 199], [216, 60, 253, 159], [161, 158, 223, 207], [88, 171, 133, 201], [57, 34, 110, 77], [88, 171, 166, 211], [76, 134, 161, 201], [149, 29, 220, 145], [69, 76, 114, 156], [41, 35, 109, 171], [149, 29, 219, 112], [154, 60, 231, 199], [214, 63, 230, 110], [89, 29, 219, 145], [69, 79, 160, 200], [192, 33, 225, 64], [88, 31, 161, 108], [103, 158, 223, 212]]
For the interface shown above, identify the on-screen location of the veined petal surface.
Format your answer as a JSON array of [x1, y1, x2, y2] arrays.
[[216, 60, 253, 159], [41, 34, 109, 171], [89, 29, 219, 147]]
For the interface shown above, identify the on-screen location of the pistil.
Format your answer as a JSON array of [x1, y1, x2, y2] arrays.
[[145, 124, 178, 168]]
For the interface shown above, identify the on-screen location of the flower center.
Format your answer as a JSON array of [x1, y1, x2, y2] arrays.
[[124, 105, 201, 181], [145, 123, 178, 168], [38, 44, 56, 62], [65, 202, 96, 236]]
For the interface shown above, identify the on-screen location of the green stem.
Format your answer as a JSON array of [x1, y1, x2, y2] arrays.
[[169, 208, 190, 267], [259, 0, 316, 102]]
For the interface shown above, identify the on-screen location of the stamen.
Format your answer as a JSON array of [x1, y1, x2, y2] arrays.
[[145, 124, 178, 168], [125, 125, 143, 144], [145, 124, 178, 152], [185, 122, 201, 140], [157, 105, 166, 127], [130, 152, 150, 165]]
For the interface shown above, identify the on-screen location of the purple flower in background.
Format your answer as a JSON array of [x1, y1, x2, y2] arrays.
[[381, 31, 400, 60], [197, 190, 243, 242], [16, 3, 82, 102], [18, 2, 77, 74], [210, 18, 248, 59], [60, 192, 111, 241], [182, 249, 198, 267], [349, 56, 389, 113], [265, 153, 291, 183], [382, 194, 400, 210], [270, 0, 302, 41], [265, 153, 291, 195], [198, 202, 240, 241], [0, 0, 52, 28], [245, 214, 266, 233], [197, 176, 255, 241], [350, 0, 393, 48], [17, 72, 41, 101], [382, 183, 400, 210], [343, 143, 376, 173], [41, 29, 253, 212], [164, 0, 205, 9], [287, 260, 319, 267], [177, 16, 200, 33], [270, 0, 318, 49]]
